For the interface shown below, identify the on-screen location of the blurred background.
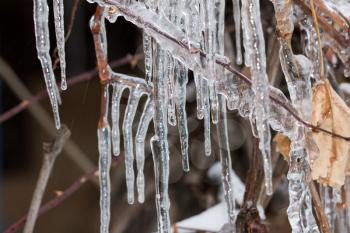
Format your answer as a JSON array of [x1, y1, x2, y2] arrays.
[[0, 0, 291, 232]]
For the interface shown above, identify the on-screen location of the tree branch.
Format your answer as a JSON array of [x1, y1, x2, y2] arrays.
[[23, 125, 71, 233]]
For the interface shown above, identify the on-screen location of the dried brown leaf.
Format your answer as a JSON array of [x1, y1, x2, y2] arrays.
[[311, 80, 350, 187], [273, 133, 291, 160]]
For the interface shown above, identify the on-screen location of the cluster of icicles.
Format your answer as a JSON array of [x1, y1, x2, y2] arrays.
[[32, 0, 350, 232]]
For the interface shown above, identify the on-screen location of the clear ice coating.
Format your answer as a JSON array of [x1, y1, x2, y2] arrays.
[[175, 61, 189, 171], [33, 0, 61, 129], [33, 0, 350, 232], [241, 0, 272, 195], [135, 98, 153, 203], [122, 88, 141, 204], [52, 0, 67, 90], [98, 85, 112, 233], [232, 0, 242, 65], [111, 83, 125, 156], [287, 147, 319, 233], [152, 48, 171, 233], [216, 94, 236, 223]]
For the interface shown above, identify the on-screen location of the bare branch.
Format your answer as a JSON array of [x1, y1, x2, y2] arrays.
[[23, 125, 71, 233]]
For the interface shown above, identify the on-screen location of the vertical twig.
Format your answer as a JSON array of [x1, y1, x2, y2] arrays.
[[23, 125, 71, 233], [236, 138, 268, 233]]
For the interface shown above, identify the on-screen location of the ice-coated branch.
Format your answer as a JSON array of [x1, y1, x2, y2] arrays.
[[23, 125, 71, 233], [97, 0, 350, 143]]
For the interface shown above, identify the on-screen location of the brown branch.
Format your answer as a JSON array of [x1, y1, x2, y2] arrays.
[[4, 156, 123, 233], [309, 181, 331, 233], [0, 53, 143, 123], [236, 139, 268, 233]]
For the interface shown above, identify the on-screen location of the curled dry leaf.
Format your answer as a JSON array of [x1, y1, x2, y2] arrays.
[[311, 80, 350, 188], [273, 133, 291, 161]]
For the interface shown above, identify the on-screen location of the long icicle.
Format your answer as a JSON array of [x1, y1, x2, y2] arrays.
[[91, 6, 113, 233], [135, 97, 153, 203], [151, 47, 171, 233], [241, 0, 272, 195], [52, 0, 67, 90], [33, 0, 61, 129], [122, 88, 141, 204], [97, 84, 112, 233]]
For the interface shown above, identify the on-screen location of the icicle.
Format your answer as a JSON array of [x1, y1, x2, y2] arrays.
[[241, 0, 272, 195], [152, 48, 171, 233], [216, 94, 236, 224], [111, 83, 125, 156], [33, 0, 61, 129], [202, 78, 211, 156], [194, 73, 204, 119], [232, 0, 242, 65], [52, 0, 67, 90], [166, 55, 176, 126], [143, 33, 153, 85], [135, 98, 153, 203], [175, 61, 189, 172], [122, 88, 141, 204], [97, 85, 111, 233]]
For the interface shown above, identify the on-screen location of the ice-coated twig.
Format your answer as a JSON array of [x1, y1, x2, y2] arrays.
[[23, 125, 71, 233], [52, 0, 67, 90], [33, 0, 61, 129], [135, 97, 153, 203], [216, 94, 236, 224], [122, 88, 141, 204]]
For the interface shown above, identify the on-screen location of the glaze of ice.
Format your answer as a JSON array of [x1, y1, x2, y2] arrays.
[[232, 0, 242, 65], [166, 56, 177, 126], [287, 147, 319, 233], [135, 98, 153, 203], [152, 48, 171, 233], [123, 88, 141, 204], [33, 0, 61, 129], [175, 61, 189, 171], [216, 94, 236, 223], [143, 33, 153, 84], [241, 0, 272, 195], [53, 0, 67, 90], [98, 85, 111, 233], [111, 83, 125, 156]]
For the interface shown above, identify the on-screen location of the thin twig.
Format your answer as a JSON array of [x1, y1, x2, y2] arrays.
[[0, 58, 97, 180], [309, 181, 331, 233], [4, 156, 123, 233], [0, 53, 143, 123], [23, 125, 71, 233]]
